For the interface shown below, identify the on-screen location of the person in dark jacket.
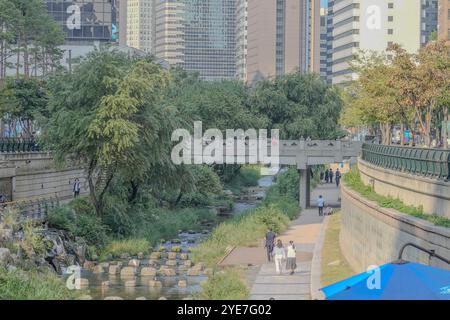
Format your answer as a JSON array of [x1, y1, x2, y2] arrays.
[[265, 228, 276, 262], [329, 169, 334, 184], [324, 169, 329, 183], [335, 168, 342, 187]]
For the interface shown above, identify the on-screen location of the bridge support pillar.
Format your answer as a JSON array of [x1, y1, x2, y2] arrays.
[[298, 167, 311, 209]]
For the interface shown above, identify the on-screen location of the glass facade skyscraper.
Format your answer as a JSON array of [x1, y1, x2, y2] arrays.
[[181, 0, 236, 80], [155, 0, 236, 81], [45, 0, 118, 44]]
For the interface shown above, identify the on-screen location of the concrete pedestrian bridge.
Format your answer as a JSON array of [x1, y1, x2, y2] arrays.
[[189, 138, 363, 209]]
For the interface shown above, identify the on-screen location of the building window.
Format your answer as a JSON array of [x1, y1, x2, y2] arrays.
[[388, 29, 394, 35], [388, 3, 394, 9], [388, 16, 393, 22]]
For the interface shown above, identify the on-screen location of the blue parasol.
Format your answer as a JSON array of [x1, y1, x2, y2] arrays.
[[321, 260, 450, 300]]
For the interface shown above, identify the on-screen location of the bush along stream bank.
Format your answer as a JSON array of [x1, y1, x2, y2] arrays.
[[0, 165, 268, 300]]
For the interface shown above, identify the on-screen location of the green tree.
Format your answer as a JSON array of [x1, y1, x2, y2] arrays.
[[0, 77, 47, 136], [42, 49, 182, 217], [343, 49, 413, 145], [0, 0, 64, 79], [249, 73, 344, 139]]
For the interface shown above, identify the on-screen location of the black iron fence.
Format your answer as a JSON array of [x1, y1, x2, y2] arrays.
[[0, 138, 40, 152], [361, 143, 450, 180]]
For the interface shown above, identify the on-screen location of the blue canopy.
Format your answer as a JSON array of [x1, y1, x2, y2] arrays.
[[321, 260, 450, 300]]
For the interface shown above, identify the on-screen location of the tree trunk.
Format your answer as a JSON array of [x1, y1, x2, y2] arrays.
[[444, 106, 449, 149], [380, 123, 391, 145], [400, 123, 404, 146]]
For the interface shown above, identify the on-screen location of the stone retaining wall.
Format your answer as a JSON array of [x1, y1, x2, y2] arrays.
[[340, 183, 450, 272], [358, 158, 450, 218], [0, 152, 88, 201]]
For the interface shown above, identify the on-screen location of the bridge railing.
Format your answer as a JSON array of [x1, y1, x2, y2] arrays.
[[361, 143, 450, 180], [0, 138, 40, 152]]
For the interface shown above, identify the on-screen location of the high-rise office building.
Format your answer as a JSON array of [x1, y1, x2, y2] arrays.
[[326, 0, 334, 84], [438, 0, 450, 40], [154, 0, 185, 65], [236, 0, 248, 82], [330, 0, 438, 85], [118, 0, 128, 46], [154, 0, 236, 81], [126, 0, 154, 53], [319, 7, 328, 81], [246, 0, 321, 85], [46, 0, 119, 44]]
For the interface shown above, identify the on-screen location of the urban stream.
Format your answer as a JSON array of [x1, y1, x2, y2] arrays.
[[79, 174, 275, 300]]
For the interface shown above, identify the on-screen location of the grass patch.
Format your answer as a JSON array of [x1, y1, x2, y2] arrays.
[[320, 213, 354, 287], [343, 167, 450, 228], [0, 267, 79, 300], [191, 204, 291, 267], [102, 238, 150, 259], [194, 268, 249, 300]]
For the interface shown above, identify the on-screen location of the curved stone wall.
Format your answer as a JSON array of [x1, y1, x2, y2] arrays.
[[340, 184, 450, 272], [358, 158, 450, 218]]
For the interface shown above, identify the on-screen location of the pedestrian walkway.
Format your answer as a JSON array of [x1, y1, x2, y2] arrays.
[[220, 183, 340, 300]]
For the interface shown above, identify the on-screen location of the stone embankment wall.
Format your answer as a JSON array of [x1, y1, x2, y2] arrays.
[[0, 152, 88, 201], [340, 183, 450, 272], [358, 158, 450, 218]]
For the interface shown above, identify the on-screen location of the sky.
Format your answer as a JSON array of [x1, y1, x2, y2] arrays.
[[321, 0, 327, 7]]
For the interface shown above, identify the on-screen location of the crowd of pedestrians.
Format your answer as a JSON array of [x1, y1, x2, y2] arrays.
[[319, 168, 341, 187]]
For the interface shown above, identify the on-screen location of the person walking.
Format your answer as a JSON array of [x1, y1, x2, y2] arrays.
[[317, 195, 325, 216], [324, 169, 329, 183], [329, 169, 334, 184], [335, 168, 341, 187], [73, 178, 81, 198], [286, 241, 297, 275], [265, 228, 276, 262], [319, 171, 324, 184], [273, 240, 286, 275]]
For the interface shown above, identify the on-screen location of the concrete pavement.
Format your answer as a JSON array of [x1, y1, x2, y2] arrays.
[[220, 183, 341, 300]]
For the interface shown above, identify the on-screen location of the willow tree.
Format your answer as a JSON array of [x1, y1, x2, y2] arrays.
[[43, 49, 182, 217]]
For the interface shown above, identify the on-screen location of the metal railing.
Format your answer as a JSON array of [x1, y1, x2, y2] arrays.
[[0, 196, 61, 222], [361, 143, 450, 180], [0, 138, 40, 152]]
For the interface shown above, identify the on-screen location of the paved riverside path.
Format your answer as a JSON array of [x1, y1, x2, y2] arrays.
[[220, 183, 340, 300]]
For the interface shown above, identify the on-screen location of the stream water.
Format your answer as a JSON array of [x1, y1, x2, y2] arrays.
[[80, 175, 275, 300]]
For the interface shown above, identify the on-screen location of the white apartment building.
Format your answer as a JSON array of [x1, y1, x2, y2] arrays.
[[331, 0, 437, 85], [126, 0, 154, 53]]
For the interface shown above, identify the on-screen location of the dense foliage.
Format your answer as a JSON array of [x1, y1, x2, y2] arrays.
[[341, 41, 450, 147]]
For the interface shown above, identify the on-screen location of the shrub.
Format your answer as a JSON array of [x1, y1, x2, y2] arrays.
[[343, 167, 450, 228], [274, 167, 299, 200], [47, 199, 108, 246], [102, 238, 150, 258], [0, 267, 78, 300], [194, 268, 249, 300]]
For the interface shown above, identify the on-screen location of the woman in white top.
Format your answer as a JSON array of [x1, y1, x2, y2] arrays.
[[273, 239, 286, 275], [286, 241, 297, 275]]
